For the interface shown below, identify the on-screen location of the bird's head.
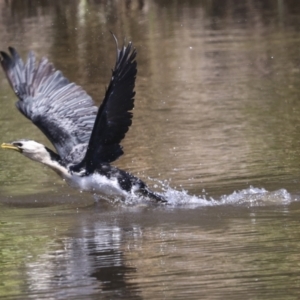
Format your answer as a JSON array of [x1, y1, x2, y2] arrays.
[[1, 140, 67, 176], [1, 140, 49, 162]]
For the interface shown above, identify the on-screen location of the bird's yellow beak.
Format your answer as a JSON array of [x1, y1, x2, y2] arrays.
[[1, 143, 22, 152]]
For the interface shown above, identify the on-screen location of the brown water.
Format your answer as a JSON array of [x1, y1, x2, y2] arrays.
[[1, 0, 300, 299]]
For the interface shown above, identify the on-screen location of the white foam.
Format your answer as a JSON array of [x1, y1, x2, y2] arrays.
[[122, 179, 293, 207]]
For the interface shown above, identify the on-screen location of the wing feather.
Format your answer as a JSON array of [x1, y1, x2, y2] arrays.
[[0, 47, 97, 161], [74, 37, 137, 173], [1, 35, 136, 169]]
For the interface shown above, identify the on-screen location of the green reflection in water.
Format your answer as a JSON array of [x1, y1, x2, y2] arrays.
[[0, 202, 83, 298], [0, 206, 48, 297]]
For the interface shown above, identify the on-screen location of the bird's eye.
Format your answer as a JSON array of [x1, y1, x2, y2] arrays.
[[14, 142, 23, 148]]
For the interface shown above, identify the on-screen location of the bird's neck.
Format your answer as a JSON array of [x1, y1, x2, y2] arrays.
[[40, 147, 70, 178]]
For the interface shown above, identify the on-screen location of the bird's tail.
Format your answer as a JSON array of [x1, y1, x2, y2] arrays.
[[140, 186, 167, 203]]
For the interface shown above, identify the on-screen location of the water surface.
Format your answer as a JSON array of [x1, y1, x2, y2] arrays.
[[1, 1, 300, 299]]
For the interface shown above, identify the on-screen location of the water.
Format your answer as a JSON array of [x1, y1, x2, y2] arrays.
[[1, 0, 300, 299]]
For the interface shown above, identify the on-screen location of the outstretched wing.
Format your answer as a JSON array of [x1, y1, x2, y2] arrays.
[[0, 47, 97, 160], [75, 38, 137, 174]]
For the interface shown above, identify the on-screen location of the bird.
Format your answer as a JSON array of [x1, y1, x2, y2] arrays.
[[0, 36, 166, 203]]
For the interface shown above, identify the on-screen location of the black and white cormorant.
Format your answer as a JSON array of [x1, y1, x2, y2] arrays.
[[0, 36, 166, 203]]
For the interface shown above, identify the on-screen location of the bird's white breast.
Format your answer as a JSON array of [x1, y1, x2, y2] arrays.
[[65, 173, 128, 198]]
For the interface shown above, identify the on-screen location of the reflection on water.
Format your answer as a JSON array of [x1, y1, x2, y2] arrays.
[[1, 0, 300, 299], [26, 224, 142, 299], [1, 199, 300, 299]]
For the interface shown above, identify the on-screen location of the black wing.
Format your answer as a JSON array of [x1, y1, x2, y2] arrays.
[[74, 38, 137, 174], [0, 47, 97, 161]]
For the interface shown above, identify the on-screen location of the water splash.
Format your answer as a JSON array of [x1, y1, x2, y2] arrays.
[[218, 186, 292, 207], [165, 186, 292, 207], [126, 179, 293, 207]]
